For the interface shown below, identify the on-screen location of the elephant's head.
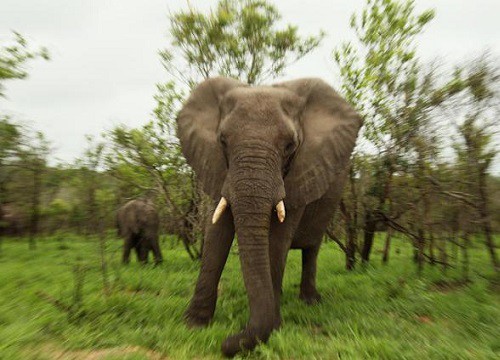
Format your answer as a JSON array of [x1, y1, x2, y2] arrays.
[[177, 77, 362, 354]]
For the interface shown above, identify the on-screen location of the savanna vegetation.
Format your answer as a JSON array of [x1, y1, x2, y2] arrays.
[[0, 234, 498, 359], [0, 0, 499, 358]]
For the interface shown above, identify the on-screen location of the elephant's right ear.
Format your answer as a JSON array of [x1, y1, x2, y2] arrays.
[[177, 77, 245, 200]]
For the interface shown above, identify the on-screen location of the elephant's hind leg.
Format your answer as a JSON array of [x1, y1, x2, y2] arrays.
[[151, 237, 163, 265], [293, 184, 341, 305], [122, 235, 133, 264], [299, 244, 322, 304]]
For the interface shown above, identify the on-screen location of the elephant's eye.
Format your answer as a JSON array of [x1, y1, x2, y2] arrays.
[[219, 134, 228, 148], [284, 141, 296, 155]]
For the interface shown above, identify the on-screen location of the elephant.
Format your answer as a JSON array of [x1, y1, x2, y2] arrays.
[[116, 199, 163, 265], [177, 77, 362, 356]]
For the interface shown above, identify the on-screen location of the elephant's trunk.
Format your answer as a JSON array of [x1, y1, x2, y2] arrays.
[[221, 149, 282, 356], [222, 196, 275, 356]]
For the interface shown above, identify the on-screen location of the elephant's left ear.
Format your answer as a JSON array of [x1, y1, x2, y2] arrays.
[[177, 77, 246, 200], [274, 78, 363, 208]]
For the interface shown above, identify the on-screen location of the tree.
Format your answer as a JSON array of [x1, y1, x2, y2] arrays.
[[332, 0, 471, 270], [161, 0, 324, 85], [74, 135, 106, 236], [1, 32, 48, 243], [0, 117, 21, 199], [0, 117, 22, 237], [453, 58, 499, 272], [0, 31, 49, 97], [0, 118, 52, 249], [106, 0, 324, 259], [20, 131, 51, 249]]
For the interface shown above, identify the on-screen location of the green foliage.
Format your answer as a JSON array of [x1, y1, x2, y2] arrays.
[[105, 82, 190, 204], [457, 117, 496, 175], [0, 117, 22, 205], [0, 121, 51, 208], [0, 116, 21, 161], [0, 31, 49, 97], [161, 0, 324, 85], [335, 0, 438, 149], [329, 0, 500, 271], [453, 58, 499, 177], [0, 234, 498, 359], [44, 198, 71, 218]]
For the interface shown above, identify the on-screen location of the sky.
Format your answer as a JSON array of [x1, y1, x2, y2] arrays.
[[1, 0, 499, 170]]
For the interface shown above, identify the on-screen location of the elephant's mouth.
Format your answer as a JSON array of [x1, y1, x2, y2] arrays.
[[211, 197, 285, 224]]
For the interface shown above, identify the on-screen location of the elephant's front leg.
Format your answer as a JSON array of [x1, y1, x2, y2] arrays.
[[185, 209, 235, 327], [268, 207, 304, 328]]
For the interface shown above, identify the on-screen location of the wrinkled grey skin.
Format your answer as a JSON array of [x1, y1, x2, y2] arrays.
[[177, 77, 362, 356], [116, 199, 163, 265]]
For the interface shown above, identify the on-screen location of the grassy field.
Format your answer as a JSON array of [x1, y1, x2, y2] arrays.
[[0, 233, 498, 359]]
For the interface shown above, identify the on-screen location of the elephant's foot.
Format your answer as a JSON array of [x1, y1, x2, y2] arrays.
[[185, 294, 217, 328], [221, 326, 272, 358], [184, 300, 216, 328], [272, 316, 282, 331], [299, 289, 322, 305], [184, 309, 212, 328]]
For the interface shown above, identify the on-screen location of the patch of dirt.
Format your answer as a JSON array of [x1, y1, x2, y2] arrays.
[[416, 315, 433, 324], [310, 323, 330, 337], [429, 279, 471, 293], [122, 287, 162, 296], [27, 343, 168, 360]]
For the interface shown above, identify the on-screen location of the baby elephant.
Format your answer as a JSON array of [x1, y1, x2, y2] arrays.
[[116, 199, 163, 265]]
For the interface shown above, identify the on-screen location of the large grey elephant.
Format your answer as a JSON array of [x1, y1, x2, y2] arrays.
[[116, 199, 163, 265], [178, 77, 362, 356]]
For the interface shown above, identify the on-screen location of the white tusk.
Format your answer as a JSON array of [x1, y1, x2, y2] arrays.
[[212, 197, 228, 224], [276, 200, 286, 223]]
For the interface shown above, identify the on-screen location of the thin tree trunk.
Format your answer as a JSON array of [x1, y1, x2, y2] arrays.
[[347, 165, 358, 271], [361, 158, 392, 265], [361, 211, 376, 264], [451, 231, 458, 265], [428, 231, 436, 265], [461, 232, 470, 281], [339, 199, 356, 271], [417, 228, 425, 276], [440, 234, 448, 274], [86, 177, 97, 237], [413, 237, 419, 263], [98, 217, 110, 295], [29, 166, 41, 250], [0, 201, 3, 257], [477, 172, 499, 272], [346, 224, 357, 270], [382, 228, 393, 264]]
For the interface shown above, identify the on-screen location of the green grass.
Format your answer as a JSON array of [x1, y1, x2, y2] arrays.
[[0, 233, 498, 359]]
